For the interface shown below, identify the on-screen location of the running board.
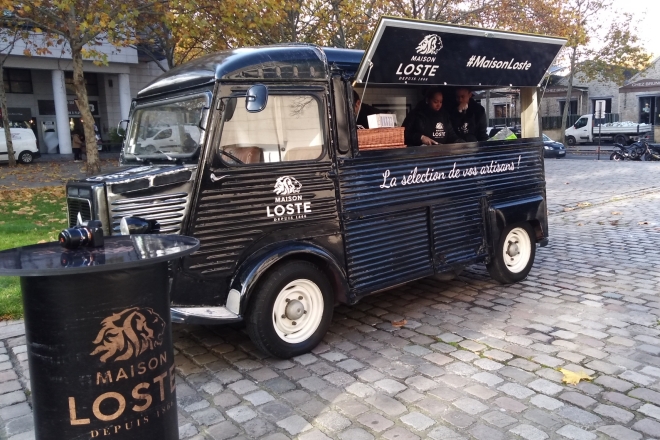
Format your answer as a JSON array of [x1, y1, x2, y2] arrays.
[[171, 307, 242, 325]]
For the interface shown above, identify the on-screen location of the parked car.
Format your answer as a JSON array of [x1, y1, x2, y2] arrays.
[[0, 126, 40, 164], [542, 134, 566, 158]]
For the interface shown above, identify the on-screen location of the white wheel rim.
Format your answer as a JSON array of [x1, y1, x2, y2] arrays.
[[502, 227, 532, 273], [272, 279, 324, 343]]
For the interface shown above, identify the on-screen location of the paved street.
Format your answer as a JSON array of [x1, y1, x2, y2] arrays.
[[2, 159, 660, 439]]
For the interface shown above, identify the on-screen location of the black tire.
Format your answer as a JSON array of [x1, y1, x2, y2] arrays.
[[18, 151, 34, 164], [614, 134, 627, 145], [487, 222, 536, 284], [246, 260, 333, 358], [610, 152, 623, 161], [565, 136, 576, 146]]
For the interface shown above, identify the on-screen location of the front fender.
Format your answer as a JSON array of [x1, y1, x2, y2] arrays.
[[227, 241, 350, 316]]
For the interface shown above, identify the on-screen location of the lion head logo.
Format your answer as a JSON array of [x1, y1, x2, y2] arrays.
[[416, 34, 443, 55], [273, 176, 302, 196], [90, 307, 165, 363]]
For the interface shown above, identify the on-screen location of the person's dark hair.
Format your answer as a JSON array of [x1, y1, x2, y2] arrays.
[[425, 87, 443, 100], [352, 90, 360, 103]]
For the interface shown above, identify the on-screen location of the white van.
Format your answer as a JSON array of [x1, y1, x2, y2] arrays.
[[136, 124, 200, 154], [0, 124, 40, 164]]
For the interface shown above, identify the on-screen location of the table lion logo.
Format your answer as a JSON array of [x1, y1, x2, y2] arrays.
[[273, 176, 302, 196], [90, 307, 165, 363]]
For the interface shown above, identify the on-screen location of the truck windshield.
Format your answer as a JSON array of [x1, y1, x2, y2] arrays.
[[123, 96, 208, 164]]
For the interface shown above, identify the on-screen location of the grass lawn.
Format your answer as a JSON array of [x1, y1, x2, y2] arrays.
[[0, 187, 68, 319]]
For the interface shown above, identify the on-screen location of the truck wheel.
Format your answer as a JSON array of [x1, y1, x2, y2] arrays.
[[565, 136, 576, 146], [487, 222, 536, 284], [246, 260, 333, 359], [18, 151, 34, 164], [614, 134, 627, 145]]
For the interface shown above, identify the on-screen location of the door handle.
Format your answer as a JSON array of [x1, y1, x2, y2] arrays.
[[210, 173, 228, 183]]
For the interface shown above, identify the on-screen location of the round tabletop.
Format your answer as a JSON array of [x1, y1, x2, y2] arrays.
[[0, 235, 200, 276]]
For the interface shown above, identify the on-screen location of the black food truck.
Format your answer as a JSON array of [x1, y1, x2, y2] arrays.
[[65, 18, 565, 358]]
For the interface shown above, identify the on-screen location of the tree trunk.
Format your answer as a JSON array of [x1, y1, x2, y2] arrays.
[[561, 46, 577, 147], [71, 47, 101, 175], [0, 66, 16, 167]]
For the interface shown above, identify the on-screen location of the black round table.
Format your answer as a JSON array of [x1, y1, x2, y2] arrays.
[[0, 235, 199, 440]]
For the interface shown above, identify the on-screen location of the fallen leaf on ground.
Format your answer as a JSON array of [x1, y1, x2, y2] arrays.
[[639, 221, 649, 225], [565, 182, 570, 185], [611, 211, 622, 215], [391, 319, 407, 327], [610, 220, 619, 226], [577, 223, 583, 226], [577, 202, 592, 207], [560, 368, 593, 385]]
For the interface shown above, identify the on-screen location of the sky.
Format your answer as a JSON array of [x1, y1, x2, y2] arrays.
[[603, 0, 660, 59]]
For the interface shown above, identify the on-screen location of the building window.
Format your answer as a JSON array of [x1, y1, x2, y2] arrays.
[[558, 100, 578, 115], [591, 98, 612, 115], [2, 69, 33, 94], [64, 72, 99, 96], [494, 104, 514, 118]]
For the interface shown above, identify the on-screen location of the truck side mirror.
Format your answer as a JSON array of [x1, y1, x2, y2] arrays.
[[246, 84, 268, 113], [117, 120, 129, 136]]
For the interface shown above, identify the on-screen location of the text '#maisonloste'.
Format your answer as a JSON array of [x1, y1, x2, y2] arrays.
[[466, 56, 532, 70]]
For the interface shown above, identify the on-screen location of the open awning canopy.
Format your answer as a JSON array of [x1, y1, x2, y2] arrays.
[[355, 17, 566, 88]]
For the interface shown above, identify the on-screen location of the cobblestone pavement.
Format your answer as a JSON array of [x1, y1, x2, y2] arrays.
[[2, 160, 660, 440]]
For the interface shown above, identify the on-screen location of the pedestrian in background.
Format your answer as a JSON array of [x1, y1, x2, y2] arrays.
[[72, 130, 83, 162]]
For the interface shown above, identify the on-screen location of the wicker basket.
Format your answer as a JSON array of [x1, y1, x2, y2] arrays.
[[357, 127, 406, 150]]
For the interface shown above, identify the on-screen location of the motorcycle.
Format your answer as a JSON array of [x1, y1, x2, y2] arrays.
[[610, 139, 648, 161], [642, 142, 660, 161]]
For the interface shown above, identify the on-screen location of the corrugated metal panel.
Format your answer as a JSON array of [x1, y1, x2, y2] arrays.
[[338, 142, 544, 294], [189, 163, 338, 275], [432, 198, 485, 270], [344, 208, 433, 293]]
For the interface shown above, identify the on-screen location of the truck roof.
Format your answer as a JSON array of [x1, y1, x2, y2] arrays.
[[137, 45, 364, 99]]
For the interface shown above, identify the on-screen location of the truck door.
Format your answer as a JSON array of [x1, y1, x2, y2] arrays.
[[183, 85, 341, 303], [574, 116, 590, 141]]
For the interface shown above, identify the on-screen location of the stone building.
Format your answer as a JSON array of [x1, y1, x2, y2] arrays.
[[618, 56, 660, 128], [540, 72, 620, 120], [2, 35, 165, 155]]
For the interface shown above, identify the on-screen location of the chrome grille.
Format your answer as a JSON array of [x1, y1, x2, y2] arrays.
[[110, 192, 188, 234], [67, 198, 92, 227]]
